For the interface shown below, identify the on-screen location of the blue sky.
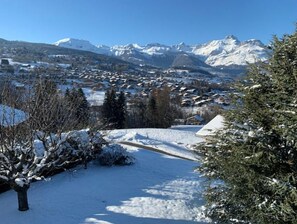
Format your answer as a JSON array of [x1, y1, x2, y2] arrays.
[[0, 0, 296, 46]]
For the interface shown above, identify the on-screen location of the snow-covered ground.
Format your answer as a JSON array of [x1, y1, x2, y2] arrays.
[[105, 126, 204, 161], [57, 86, 105, 106], [0, 104, 27, 127], [0, 125, 209, 224], [82, 88, 105, 106]]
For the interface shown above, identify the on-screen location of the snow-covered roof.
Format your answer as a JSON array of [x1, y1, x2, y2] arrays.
[[196, 115, 225, 137], [0, 104, 27, 127]]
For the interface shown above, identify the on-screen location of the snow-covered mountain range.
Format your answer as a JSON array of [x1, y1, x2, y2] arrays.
[[54, 36, 270, 68]]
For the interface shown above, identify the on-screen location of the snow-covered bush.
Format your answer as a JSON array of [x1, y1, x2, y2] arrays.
[[33, 129, 106, 172], [97, 144, 135, 166]]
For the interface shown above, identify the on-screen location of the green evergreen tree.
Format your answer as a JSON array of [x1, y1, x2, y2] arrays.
[[197, 29, 297, 223], [76, 88, 90, 128], [102, 89, 111, 123], [146, 91, 158, 127], [102, 89, 118, 128], [115, 91, 126, 129], [135, 99, 147, 127]]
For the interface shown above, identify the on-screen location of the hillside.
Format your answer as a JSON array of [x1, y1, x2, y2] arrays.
[[0, 38, 132, 69]]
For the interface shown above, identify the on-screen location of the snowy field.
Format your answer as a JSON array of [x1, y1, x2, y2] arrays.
[[82, 88, 105, 106], [105, 126, 204, 161], [0, 126, 210, 224]]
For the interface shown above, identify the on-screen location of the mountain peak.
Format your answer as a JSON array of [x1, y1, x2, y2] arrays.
[[243, 39, 265, 46], [54, 36, 269, 67], [125, 43, 142, 49], [54, 38, 91, 46], [224, 35, 239, 41], [54, 38, 112, 55]]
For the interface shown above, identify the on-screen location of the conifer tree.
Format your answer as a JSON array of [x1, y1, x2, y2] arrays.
[[76, 88, 90, 128], [102, 89, 126, 129], [146, 91, 158, 127], [197, 29, 297, 223], [102, 89, 116, 126], [115, 91, 126, 129], [101, 88, 111, 121]]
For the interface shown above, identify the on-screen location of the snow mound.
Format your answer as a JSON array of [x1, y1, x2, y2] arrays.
[[97, 144, 135, 166], [122, 132, 147, 142]]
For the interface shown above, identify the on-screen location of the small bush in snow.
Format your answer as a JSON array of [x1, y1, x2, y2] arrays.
[[97, 144, 134, 166]]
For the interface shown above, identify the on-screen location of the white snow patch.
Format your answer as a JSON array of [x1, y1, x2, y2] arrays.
[[15, 178, 27, 187], [0, 104, 27, 127], [250, 84, 261, 89], [82, 88, 105, 106]]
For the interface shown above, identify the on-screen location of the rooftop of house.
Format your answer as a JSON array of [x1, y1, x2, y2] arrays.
[[195, 114, 225, 137]]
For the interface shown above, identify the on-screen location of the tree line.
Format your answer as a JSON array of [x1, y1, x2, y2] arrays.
[[101, 86, 183, 129]]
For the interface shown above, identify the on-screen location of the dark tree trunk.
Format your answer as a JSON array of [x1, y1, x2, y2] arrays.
[[14, 185, 30, 211]]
